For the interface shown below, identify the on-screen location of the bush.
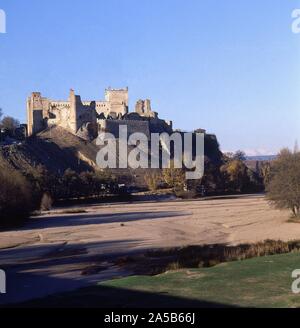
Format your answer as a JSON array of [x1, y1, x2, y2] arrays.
[[146, 240, 300, 272], [0, 166, 32, 227], [144, 171, 161, 191], [23, 166, 119, 202], [162, 161, 186, 191]]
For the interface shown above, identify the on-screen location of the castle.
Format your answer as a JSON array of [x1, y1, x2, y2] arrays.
[[27, 88, 173, 140]]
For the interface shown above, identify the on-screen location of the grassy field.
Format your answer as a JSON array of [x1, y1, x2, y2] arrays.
[[18, 252, 300, 308], [99, 252, 300, 308]]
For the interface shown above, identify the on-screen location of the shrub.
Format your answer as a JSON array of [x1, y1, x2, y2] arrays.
[[162, 160, 186, 191], [0, 166, 32, 227], [144, 171, 161, 191], [145, 240, 300, 272]]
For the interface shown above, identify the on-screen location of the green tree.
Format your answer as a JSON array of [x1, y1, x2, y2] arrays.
[[221, 159, 250, 192], [62, 169, 81, 198], [0, 165, 32, 227], [267, 149, 300, 217]]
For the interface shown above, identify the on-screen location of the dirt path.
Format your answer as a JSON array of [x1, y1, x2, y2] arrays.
[[0, 195, 299, 305]]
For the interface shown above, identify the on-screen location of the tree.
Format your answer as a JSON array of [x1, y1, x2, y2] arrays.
[[266, 149, 300, 217], [62, 169, 81, 199], [221, 159, 250, 192], [144, 171, 161, 191], [1, 116, 20, 135], [260, 162, 271, 186], [294, 140, 299, 154], [223, 150, 246, 163], [23, 165, 58, 208], [0, 165, 32, 227], [162, 161, 186, 191], [197, 156, 222, 194], [233, 150, 246, 161]]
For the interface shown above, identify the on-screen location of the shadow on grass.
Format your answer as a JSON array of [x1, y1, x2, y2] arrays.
[[5, 283, 236, 308], [0, 238, 237, 308], [0, 238, 243, 308]]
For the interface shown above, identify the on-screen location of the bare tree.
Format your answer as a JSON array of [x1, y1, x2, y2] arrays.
[[233, 150, 246, 161], [0, 116, 20, 135]]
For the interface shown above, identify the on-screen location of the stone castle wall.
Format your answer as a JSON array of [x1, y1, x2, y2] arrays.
[[99, 119, 151, 138], [27, 87, 173, 139]]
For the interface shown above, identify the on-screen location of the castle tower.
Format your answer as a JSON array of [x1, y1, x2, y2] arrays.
[[68, 89, 78, 133], [27, 92, 46, 136], [135, 99, 157, 119], [105, 87, 129, 116], [144, 99, 152, 113]]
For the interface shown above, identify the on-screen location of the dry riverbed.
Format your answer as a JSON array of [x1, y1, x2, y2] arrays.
[[0, 194, 299, 305]]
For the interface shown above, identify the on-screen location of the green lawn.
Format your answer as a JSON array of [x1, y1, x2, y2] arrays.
[[19, 252, 300, 308], [101, 252, 300, 308]]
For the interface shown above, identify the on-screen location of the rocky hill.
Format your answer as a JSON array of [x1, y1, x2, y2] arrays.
[[0, 126, 97, 174], [0, 126, 224, 188]]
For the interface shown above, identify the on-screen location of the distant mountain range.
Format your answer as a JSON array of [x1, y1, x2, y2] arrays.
[[245, 155, 277, 161]]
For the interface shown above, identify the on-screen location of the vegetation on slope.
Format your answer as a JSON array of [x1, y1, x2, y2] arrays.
[[0, 126, 98, 174]]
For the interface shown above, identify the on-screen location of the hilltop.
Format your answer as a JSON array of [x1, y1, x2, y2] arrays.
[[0, 126, 97, 174]]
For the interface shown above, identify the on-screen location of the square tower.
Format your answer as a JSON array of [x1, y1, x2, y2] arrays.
[[105, 87, 129, 116]]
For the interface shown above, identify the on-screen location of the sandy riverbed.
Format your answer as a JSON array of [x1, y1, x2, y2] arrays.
[[0, 195, 299, 304]]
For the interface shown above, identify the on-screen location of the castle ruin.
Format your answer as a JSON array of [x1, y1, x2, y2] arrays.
[[27, 88, 173, 139]]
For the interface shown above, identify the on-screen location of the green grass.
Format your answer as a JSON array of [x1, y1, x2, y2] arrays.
[[99, 252, 300, 308], [18, 252, 300, 308]]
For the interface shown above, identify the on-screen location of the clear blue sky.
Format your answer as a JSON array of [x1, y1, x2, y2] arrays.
[[0, 0, 299, 155]]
